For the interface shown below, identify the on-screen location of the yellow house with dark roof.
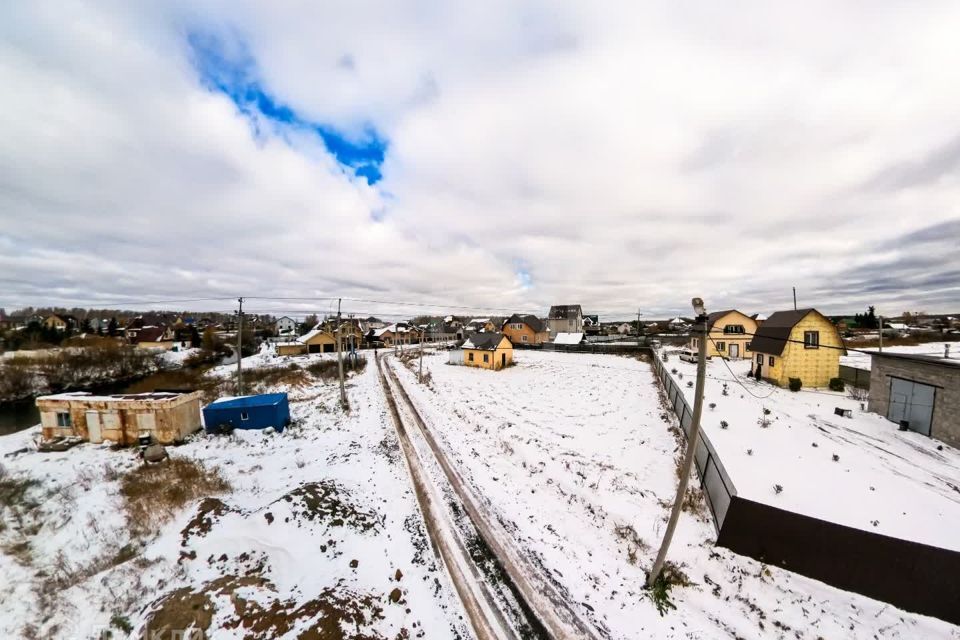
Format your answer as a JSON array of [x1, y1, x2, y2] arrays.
[[689, 309, 757, 360], [462, 333, 513, 370], [749, 308, 844, 388]]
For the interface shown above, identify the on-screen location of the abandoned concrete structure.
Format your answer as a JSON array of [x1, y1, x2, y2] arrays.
[[36, 391, 203, 445]]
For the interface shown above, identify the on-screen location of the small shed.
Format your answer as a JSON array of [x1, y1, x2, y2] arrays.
[[203, 393, 291, 433], [36, 391, 203, 445]]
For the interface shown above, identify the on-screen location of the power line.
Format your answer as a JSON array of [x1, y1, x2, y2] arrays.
[[705, 335, 776, 399]]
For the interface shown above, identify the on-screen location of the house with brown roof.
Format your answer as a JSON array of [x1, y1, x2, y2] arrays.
[[547, 305, 583, 335], [457, 333, 513, 370], [689, 310, 757, 360], [132, 325, 176, 350], [501, 314, 549, 345], [749, 308, 844, 387]]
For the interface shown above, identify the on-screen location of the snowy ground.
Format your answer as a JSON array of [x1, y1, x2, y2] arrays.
[[840, 341, 960, 370], [389, 349, 960, 638], [662, 350, 960, 552], [0, 354, 467, 638]]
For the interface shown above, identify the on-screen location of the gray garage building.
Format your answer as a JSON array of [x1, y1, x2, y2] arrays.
[[868, 352, 960, 447]]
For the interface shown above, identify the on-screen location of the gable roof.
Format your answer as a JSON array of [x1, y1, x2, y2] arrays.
[[503, 313, 545, 333], [548, 305, 582, 320], [705, 309, 752, 330], [135, 326, 170, 343], [462, 332, 509, 350], [749, 308, 821, 356], [554, 332, 584, 345]]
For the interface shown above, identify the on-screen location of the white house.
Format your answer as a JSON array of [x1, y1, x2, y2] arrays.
[[275, 316, 298, 335]]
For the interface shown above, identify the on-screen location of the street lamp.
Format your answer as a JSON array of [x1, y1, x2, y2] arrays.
[[647, 297, 709, 588]]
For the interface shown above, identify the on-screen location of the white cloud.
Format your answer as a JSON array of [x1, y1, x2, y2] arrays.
[[1, 1, 959, 319]]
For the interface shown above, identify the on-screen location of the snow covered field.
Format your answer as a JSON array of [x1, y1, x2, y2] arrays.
[[840, 341, 960, 370], [662, 350, 960, 551], [0, 355, 467, 638], [389, 349, 960, 638]]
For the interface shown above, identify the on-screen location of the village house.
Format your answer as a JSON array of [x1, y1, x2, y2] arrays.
[[44, 314, 77, 332], [275, 316, 298, 336], [868, 352, 960, 447], [131, 325, 176, 350], [36, 391, 203, 445], [547, 305, 583, 335], [583, 314, 601, 336], [501, 314, 549, 345], [689, 309, 757, 360], [375, 323, 415, 347], [450, 333, 513, 370], [298, 321, 366, 354], [749, 308, 844, 388], [616, 322, 634, 335], [667, 316, 689, 331]]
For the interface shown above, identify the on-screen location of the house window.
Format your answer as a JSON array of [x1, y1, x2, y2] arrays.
[[521, 335, 528, 342], [716, 341, 725, 351], [240, 411, 249, 421], [804, 331, 820, 349], [756, 354, 763, 364], [768, 356, 775, 366], [692, 338, 698, 348], [723, 325, 745, 334], [468, 352, 474, 362], [56, 412, 71, 427], [483, 354, 489, 363]]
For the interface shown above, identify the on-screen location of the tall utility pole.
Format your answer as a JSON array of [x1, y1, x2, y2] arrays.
[[793, 287, 797, 311], [236, 297, 244, 395], [648, 298, 708, 588], [336, 298, 346, 407], [419, 327, 425, 382], [637, 309, 643, 347], [878, 314, 884, 353]]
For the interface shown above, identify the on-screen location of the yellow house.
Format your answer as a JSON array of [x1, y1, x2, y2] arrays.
[[501, 314, 549, 345], [749, 308, 845, 388], [299, 324, 364, 353], [689, 310, 757, 360], [462, 333, 514, 370], [44, 314, 74, 332]]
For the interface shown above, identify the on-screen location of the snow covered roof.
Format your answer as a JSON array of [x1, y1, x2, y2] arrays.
[[668, 317, 686, 325], [888, 322, 909, 330], [553, 332, 584, 345], [298, 329, 323, 343], [548, 305, 582, 320], [468, 318, 490, 325]]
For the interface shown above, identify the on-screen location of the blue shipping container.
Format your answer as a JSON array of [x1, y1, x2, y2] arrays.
[[203, 393, 291, 433]]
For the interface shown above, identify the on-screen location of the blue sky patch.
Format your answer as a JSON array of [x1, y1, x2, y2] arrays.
[[187, 30, 385, 184]]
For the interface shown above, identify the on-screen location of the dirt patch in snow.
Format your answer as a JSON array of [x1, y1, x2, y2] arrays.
[[272, 480, 384, 532], [143, 575, 395, 640]]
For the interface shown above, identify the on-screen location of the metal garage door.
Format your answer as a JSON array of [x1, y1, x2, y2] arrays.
[[887, 377, 935, 436]]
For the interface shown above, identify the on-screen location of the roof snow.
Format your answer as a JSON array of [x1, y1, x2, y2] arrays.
[[553, 332, 584, 345]]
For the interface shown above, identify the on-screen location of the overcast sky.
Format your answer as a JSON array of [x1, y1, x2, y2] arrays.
[[2, 2, 959, 320]]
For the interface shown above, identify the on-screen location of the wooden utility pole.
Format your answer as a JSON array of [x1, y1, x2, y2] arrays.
[[336, 298, 346, 406], [793, 287, 797, 311], [637, 309, 642, 347], [419, 328, 425, 382], [648, 298, 708, 588], [878, 314, 884, 353], [236, 297, 244, 395]]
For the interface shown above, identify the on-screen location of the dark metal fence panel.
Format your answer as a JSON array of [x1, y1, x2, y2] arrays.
[[839, 364, 871, 390], [717, 496, 960, 625], [652, 355, 736, 531]]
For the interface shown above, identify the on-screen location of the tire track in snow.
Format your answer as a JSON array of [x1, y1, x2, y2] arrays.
[[381, 354, 604, 640]]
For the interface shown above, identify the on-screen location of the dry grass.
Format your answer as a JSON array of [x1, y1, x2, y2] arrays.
[[305, 356, 368, 381], [120, 458, 230, 536], [240, 363, 311, 393]]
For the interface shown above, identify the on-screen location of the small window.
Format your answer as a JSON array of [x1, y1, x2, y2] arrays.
[[768, 356, 775, 366], [468, 352, 474, 362], [483, 354, 489, 363], [804, 331, 820, 349], [240, 411, 249, 421], [716, 341, 725, 351], [56, 412, 71, 427], [723, 325, 745, 334], [756, 354, 763, 364], [521, 335, 528, 342]]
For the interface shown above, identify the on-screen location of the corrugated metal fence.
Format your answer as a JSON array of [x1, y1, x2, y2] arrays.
[[839, 364, 871, 390], [652, 355, 736, 531]]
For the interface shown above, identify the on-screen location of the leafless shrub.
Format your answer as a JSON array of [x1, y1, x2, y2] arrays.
[[120, 458, 230, 536], [847, 386, 869, 402]]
